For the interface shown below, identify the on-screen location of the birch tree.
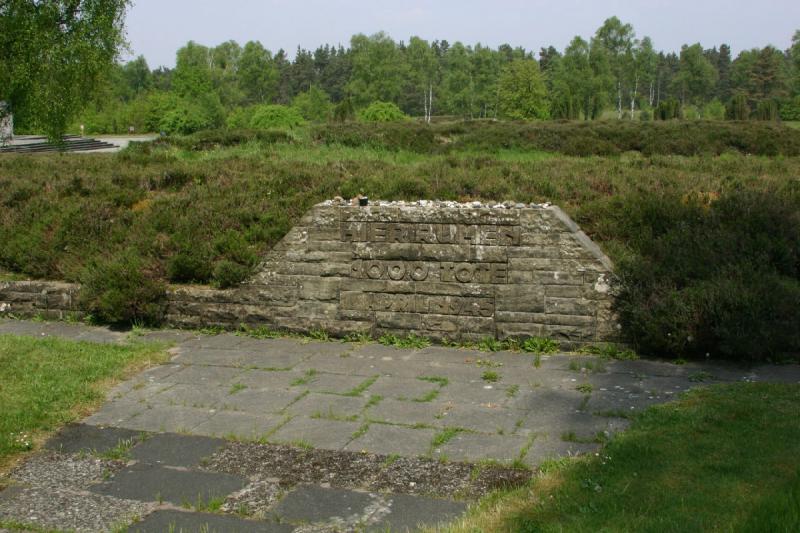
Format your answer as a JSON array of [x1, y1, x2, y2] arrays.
[[0, 0, 131, 140], [594, 17, 635, 118], [406, 37, 437, 122]]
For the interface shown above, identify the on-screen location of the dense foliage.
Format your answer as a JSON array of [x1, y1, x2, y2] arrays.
[[63, 20, 800, 136], [0, 0, 130, 140], [357, 101, 408, 122], [611, 190, 800, 362], [249, 104, 305, 130], [313, 120, 800, 156]]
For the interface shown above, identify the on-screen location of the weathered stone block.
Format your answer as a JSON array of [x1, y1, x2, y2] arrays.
[[545, 297, 597, 316], [495, 285, 545, 313]]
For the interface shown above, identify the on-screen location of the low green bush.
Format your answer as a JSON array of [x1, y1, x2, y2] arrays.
[[212, 260, 251, 289], [225, 106, 258, 130], [613, 189, 800, 362], [250, 104, 305, 130], [159, 100, 216, 135], [78, 251, 166, 325], [358, 101, 408, 122], [159, 129, 292, 151], [167, 248, 213, 283]]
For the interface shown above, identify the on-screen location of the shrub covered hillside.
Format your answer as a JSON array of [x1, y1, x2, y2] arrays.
[[313, 120, 800, 156], [1, 121, 799, 361]]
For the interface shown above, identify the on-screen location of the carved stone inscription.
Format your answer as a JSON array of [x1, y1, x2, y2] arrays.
[[341, 292, 494, 317], [342, 222, 521, 246], [350, 260, 508, 284]]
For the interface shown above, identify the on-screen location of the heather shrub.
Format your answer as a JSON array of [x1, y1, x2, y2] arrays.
[[614, 189, 800, 361], [79, 252, 166, 325]]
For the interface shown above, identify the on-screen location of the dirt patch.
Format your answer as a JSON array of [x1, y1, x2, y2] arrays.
[[205, 441, 531, 500]]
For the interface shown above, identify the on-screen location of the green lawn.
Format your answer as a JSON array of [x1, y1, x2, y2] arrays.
[[440, 383, 800, 532], [0, 334, 167, 467]]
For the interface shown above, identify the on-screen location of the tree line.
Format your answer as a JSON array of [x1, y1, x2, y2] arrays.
[[72, 17, 800, 134]]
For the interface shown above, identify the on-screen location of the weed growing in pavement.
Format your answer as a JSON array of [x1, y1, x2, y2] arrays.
[[482, 370, 500, 383], [522, 337, 560, 354]]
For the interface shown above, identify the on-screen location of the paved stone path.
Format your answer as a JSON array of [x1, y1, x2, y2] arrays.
[[1, 319, 799, 532]]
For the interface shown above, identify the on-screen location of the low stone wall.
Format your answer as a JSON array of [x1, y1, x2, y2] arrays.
[[0, 280, 82, 320], [0, 201, 618, 345]]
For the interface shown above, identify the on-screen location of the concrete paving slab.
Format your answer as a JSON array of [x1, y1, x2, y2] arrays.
[[218, 388, 302, 414], [130, 433, 226, 467], [148, 383, 227, 408], [171, 347, 248, 366], [350, 343, 421, 360], [134, 363, 185, 383], [417, 360, 488, 383], [365, 398, 449, 427], [367, 376, 441, 401], [506, 387, 586, 412], [415, 346, 488, 364], [44, 322, 125, 343], [435, 381, 511, 406], [233, 337, 353, 359], [237, 349, 311, 370], [120, 405, 214, 433], [118, 381, 176, 403], [273, 484, 376, 523], [90, 463, 246, 506], [45, 423, 142, 454], [307, 372, 377, 395], [168, 365, 245, 386], [179, 334, 247, 350], [128, 509, 291, 532], [294, 352, 381, 375], [344, 423, 436, 456], [365, 358, 433, 378], [437, 404, 525, 435], [190, 412, 284, 439], [269, 416, 360, 449], [435, 432, 529, 463], [135, 330, 199, 344], [0, 319, 49, 335], [369, 493, 468, 532], [82, 399, 146, 427], [234, 369, 304, 390], [286, 392, 366, 418]]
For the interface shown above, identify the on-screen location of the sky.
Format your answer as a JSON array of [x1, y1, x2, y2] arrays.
[[123, 0, 800, 68]]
